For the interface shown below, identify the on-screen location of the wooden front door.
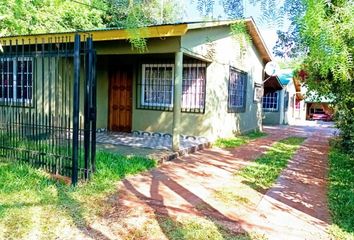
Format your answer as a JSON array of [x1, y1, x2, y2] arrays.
[[108, 67, 133, 132]]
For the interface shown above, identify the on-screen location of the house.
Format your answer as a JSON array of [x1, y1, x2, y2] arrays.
[[261, 74, 285, 125], [262, 69, 334, 125], [0, 18, 273, 152]]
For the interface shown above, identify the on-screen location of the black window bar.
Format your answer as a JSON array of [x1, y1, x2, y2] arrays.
[[228, 67, 247, 113], [136, 58, 207, 113]]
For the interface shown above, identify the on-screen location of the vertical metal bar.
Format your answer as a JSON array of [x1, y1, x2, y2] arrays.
[[91, 49, 97, 173], [72, 34, 80, 186], [83, 37, 92, 179]]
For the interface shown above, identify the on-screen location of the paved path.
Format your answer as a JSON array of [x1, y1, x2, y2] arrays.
[[94, 125, 335, 239], [244, 126, 334, 240]]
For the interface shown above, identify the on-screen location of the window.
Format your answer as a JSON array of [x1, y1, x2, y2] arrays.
[[263, 91, 279, 111], [310, 108, 325, 114], [0, 58, 33, 105], [228, 67, 247, 112], [138, 62, 207, 112], [141, 64, 174, 108], [182, 63, 206, 113], [295, 99, 300, 109], [284, 91, 289, 112]]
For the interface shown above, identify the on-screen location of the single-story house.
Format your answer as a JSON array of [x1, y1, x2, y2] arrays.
[[261, 74, 284, 125], [0, 18, 273, 150], [262, 69, 334, 125]]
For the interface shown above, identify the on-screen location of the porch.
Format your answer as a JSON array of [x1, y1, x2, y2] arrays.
[[96, 131, 211, 163], [96, 53, 210, 151]]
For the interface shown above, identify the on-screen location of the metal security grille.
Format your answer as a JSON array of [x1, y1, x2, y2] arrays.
[[136, 59, 207, 113], [228, 67, 247, 113], [0, 34, 96, 185], [263, 91, 279, 111]]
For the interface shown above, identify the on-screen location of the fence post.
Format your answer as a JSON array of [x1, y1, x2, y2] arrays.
[[84, 38, 91, 180], [90, 47, 97, 173], [84, 36, 95, 179], [72, 34, 80, 186]]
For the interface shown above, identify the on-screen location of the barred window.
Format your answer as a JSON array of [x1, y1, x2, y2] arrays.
[[182, 63, 206, 113], [141, 64, 174, 108], [228, 67, 247, 112], [138, 62, 206, 113], [0, 58, 33, 105], [263, 91, 278, 111]]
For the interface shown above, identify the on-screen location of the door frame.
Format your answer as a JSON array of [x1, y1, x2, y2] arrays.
[[107, 64, 133, 132]]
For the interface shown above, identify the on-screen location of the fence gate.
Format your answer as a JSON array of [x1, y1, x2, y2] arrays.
[[0, 34, 96, 185]]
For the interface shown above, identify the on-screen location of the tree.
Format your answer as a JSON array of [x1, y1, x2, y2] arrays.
[[0, 0, 182, 52], [0, 0, 182, 36], [0, 0, 106, 35], [298, 0, 354, 152], [272, 0, 305, 58]]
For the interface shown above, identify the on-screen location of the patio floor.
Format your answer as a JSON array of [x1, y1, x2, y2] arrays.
[[96, 131, 211, 162], [96, 132, 209, 150]]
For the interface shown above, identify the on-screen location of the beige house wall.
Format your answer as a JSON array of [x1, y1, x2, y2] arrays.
[[93, 26, 265, 140], [181, 26, 264, 139]]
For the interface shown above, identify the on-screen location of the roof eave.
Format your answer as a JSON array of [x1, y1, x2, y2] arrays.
[[244, 18, 272, 64], [0, 24, 189, 44]]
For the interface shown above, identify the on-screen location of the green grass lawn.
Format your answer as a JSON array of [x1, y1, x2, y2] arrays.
[[238, 137, 305, 191], [0, 150, 156, 239], [327, 147, 354, 240], [214, 131, 267, 148]]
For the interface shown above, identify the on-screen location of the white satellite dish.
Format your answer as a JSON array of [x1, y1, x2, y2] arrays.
[[265, 61, 280, 76]]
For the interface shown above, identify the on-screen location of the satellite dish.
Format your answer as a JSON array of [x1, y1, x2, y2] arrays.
[[265, 61, 280, 76]]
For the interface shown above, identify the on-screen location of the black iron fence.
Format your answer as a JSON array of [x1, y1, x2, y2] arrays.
[[0, 34, 96, 185]]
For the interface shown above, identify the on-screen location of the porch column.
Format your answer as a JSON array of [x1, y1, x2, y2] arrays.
[[279, 89, 285, 124], [172, 51, 183, 151]]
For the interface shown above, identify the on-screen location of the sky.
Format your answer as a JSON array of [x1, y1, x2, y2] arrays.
[[182, 0, 289, 59]]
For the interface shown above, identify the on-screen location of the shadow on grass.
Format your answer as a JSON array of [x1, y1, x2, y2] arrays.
[[55, 184, 111, 240], [0, 150, 156, 239], [238, 137, 305, 192], [123, 171, 253, 240]]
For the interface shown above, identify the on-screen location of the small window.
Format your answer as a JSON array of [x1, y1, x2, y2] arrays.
[[295, 99, 301, 109], [284, 91, 289, 112], [0, 58, 33, 105], [141, 64, 174, 108], [228, 67, 247, 112], [263, 91, 279, 111], [182, 63, 206, 113]]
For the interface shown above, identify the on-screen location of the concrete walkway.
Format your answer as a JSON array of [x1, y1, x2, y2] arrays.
[[92, 125, 335, 239]]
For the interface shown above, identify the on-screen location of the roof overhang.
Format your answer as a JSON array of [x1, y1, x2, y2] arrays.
[[0, 19, 273, 64], [264, 75, 283, 94], [243, 18, 272, 64], [296, 92, 305, 100], [0, 24, 189, 45], [293, 77, 302, 93]]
